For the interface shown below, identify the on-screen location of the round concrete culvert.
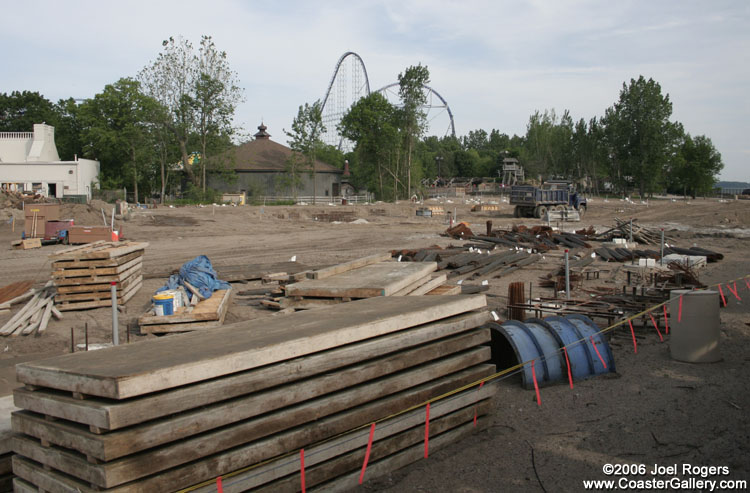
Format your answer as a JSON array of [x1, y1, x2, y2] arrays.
[[485, 315, 615, 389]]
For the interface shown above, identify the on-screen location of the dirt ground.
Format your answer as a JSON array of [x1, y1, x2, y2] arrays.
[[0, 196, 748, 491]]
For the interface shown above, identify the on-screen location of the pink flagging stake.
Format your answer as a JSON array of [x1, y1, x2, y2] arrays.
[[531, 360, 542, 406], [563, 347, 573, 389], [718, 285, 727, 307], [649, 313, 664, 342], [728, 283, 741, 301], [628, 319, 638, 354], [300, 449, 306, 493], [358, 423, 376, 484], [590, 336, 608, 369], [663, 304, 669, 335], [216, 476, 223, 493], [424, 403, 431, 458], [678, 294, 684, 321]]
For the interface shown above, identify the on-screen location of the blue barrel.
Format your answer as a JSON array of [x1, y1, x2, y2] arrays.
[[487, 315, 615, 389]]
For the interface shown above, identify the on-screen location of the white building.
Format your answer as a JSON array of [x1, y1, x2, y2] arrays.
[[0, 123, 99, 199]]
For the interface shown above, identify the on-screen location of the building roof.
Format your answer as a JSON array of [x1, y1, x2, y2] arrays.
[[228, 123, 341, 173]]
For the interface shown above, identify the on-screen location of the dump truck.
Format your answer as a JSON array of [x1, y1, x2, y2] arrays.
[[510, 181, 587, 218]]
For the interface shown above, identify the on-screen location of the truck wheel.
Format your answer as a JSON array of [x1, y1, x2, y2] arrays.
[[534, 205, 548, 219], [513, 206, 520, 218], [579, 204, 586, 217]]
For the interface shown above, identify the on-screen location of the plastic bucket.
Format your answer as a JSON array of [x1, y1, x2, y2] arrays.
[[162, 289, 182, 311], [153, 293, 174, 316]]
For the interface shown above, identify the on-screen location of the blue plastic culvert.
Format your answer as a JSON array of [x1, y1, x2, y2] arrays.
[[487, 315, 616, 389]]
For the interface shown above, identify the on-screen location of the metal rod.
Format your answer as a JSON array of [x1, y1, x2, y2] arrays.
[[85, 322, 88, 351], [660, 228, 665, 266], [70, 327, 74, 353], [629, 218, 633, 243], [564, 249, 571, 300], [111, 282, 119, 346]]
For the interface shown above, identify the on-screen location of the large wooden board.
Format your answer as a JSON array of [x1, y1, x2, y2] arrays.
[[52, 262, 142, 287], [12, 365, 493, 492], [49, 242, 149, 261], [16, 295, 486, 399], [308, 253, 392, 280], [285, 261, 438, 298], [52, 256, 142, 279], [14, 313, 489, 430], [13, 343, 490, 461]]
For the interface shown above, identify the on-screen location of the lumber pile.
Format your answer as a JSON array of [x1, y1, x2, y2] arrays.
[[138, 288, 233, 334], [595, 218, 667, 245], [11, 295, 495, 492], [50, 241, 148, 311], [0, 282, 61, 337]]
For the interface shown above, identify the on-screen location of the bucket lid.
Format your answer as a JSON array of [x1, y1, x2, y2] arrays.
[[153, 294, 174, 300]]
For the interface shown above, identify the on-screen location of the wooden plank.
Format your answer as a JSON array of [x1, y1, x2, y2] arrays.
[[54, 273, 141, 295], [138, 318, 224, 334], [52, 256, 142, 279], [12, 346, 489, 462], [391, 274, 433, 296], [54, 276, 143, 302], [12, 364, 493, 492], [427, 284, 462, 295], [137, 289, 231, 326], [55, 280, 140, 312], [191, 386, 495, 492], [408, 273, 448, 296], [286, 261, 438, 298], [17, 295, 487, 399], [14, 313, 489, 430], [51, 250, 143, 271], [309, 253, 392, 280], [278, 297, 344, 310], [52, 262, 141, 287], [50, 242, 149, 261], [0, 453, 12, 476]]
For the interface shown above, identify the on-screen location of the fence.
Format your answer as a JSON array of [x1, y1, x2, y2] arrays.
[[257, 194, 373, 205]]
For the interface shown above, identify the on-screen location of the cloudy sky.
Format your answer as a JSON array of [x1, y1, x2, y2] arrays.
[[2, 1, 748, 180]]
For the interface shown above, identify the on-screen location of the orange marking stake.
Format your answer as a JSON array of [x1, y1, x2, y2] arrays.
[[531, 360, 542, 406], [563, 347, 573, 388], [663, 304, 669, 335], [649, 313, 664, 342], [628, 319, 638, 353], [718, 285, 727, 307], [216, 476, 223, 493], [728, 283, 741, 301], [300, 449, 306, 493], [590, 335, 608, 369], [359, 423, 376, 484], [678, 294, 683, 321]]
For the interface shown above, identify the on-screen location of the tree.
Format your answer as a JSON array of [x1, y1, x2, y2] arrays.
[[54, 98, 85, 161], [398, 64, 430, 199], [79, 78, 161, 202], [339, 92, 400, 199], [602, 76, 675, 196], [191, 36, 244, 193], [285, 100, 325, 203], [669, 134, 723, 198], [0, 91, 58, 132]]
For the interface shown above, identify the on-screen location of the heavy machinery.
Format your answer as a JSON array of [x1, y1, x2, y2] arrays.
[[510, 180, 587, 218]]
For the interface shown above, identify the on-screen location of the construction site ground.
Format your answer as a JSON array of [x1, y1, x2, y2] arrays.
[[0, 197, 748, 491]]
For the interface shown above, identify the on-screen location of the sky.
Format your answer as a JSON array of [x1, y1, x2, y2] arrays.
[[2, 0, 748, 181]]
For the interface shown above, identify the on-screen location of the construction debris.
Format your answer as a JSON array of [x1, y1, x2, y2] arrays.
[[12, 295, 494, 492], [50, 241, 148, 311], [0, 282, 60, 337], [595, 218, 668, 245]]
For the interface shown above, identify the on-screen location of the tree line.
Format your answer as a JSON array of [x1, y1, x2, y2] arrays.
[[337, 72, 723, 200], [0, 35, 243, 203], [2, 45, 723, 203]]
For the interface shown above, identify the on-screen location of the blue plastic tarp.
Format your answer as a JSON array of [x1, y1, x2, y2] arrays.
[[157, 255, 230, 299]]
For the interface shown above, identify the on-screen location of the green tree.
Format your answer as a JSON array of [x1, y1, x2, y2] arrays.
[[669, 134, 723, 198], [602, 76, 675, 196], [285, 100, 325, 203], [0, 91, 58, 132], [54, 98, 85, 161], [398, 64, 430, 199], [79, 78, 161, 202]]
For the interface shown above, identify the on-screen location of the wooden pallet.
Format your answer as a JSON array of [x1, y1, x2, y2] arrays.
[[138, 289, 233, 334], [54, 279, 141, 312], [49, 241, 149, 261]]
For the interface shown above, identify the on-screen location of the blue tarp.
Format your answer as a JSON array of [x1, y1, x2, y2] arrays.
[[157, 255, 230, 299]]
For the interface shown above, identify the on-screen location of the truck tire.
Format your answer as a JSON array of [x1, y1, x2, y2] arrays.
[[513, 206, 520, 218], [534, 205, 548, 219], [578, 204, 586, 217]]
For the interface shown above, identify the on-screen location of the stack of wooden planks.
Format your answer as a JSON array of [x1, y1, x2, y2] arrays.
[[273, 254, 455, 310], [138, 288, 233, 334], [50, 241, 148, 311], [0, 396, 17, 492], [11, 295, 495, 492], [0, 282, 62, 337]]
